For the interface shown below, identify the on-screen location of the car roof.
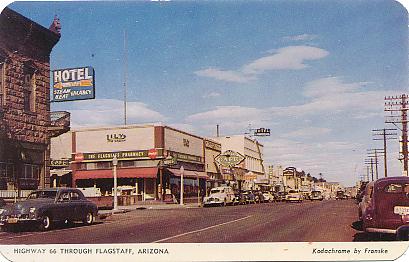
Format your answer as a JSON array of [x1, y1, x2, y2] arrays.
[[374, 176, 409, 187]]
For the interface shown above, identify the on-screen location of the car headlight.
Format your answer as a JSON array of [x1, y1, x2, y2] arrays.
[[29, 207, 36, 213]]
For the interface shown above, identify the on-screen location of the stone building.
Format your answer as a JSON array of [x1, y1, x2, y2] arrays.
[[0, 8, 60, 192]]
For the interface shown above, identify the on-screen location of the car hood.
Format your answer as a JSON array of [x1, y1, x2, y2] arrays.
[[1, 199, 54, 214], [206, 193, 226, 198]]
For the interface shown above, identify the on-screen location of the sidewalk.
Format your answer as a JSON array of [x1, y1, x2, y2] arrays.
[[98, 202, 202, 219]]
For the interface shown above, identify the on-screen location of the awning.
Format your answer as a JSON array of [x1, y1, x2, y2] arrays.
[[50, 169, 72, 177], [167, 168, 208, 179], [74, 167, 158, 180]]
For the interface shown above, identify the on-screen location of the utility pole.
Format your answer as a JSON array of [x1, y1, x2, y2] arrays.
[[372, 128, 397, 177], [385, 94, 409, 176], [365, 157, 379, 181], [123, 30, 128, 125], [367, 149, 384, 180]]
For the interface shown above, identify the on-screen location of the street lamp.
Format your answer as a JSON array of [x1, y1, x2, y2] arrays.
[[112, 155, 118, 211], [180, 165, 184, 205]]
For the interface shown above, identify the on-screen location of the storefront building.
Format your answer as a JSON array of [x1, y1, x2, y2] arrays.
[[0, 8, 60, 193], [203, 139, 222, 190], [213, 135, 265, 190], [51, 124, 207, 202]]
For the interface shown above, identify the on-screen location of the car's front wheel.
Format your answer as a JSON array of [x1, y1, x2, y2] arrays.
[[38, 215, 52, 231], [83, 211, 94, 225]]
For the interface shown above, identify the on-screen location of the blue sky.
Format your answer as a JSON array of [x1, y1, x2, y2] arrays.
[[5, 0, 409, 186]]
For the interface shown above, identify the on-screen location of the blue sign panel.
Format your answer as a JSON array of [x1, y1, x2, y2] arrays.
[[52, 66, 95, 102]]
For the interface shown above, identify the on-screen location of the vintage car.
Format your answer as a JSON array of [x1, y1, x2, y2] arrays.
[[203, 186, 235, 207], [358, 177, 409, 235], [242, 190, 256, 204], [335, 190, 348, 200], [232, 191, 247, 205], [285, 190, 303, 203], [0, 188, 98, 231], [310, 190, 324, 201], [262, 192, 275, 203]]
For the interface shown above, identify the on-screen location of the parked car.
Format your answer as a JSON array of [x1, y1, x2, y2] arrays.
[[335, 190, 347, 200], [274, 191, 287, 202], [262, 192, 274, 203], [359, 177, 409, 236], [0, 188, 98, 231], [286, 190, 303, 203], [233, 191, 247, 205], [242, 190, 256, 204], [253, 190, 264, 203], [310, 190, 324, 201], [203, 186, 235, 207]]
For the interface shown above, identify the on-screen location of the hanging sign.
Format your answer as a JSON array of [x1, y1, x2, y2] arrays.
[[52, 66, 95, 102]]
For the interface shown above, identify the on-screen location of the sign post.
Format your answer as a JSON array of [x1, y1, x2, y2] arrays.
[[180, 166, 184, 205], [112, 156, 118, 211]]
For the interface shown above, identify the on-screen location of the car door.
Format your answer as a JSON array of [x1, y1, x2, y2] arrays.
[[54, 191, 73, 222], [70, 190, 85, 221]]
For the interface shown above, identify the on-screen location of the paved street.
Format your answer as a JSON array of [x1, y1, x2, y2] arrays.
[[0, 200, 364, 244]]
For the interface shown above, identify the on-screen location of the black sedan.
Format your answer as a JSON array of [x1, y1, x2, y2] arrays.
[[0, 188, 98, 231]]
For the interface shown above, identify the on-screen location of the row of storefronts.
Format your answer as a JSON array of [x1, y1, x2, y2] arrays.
[[50, 125, 266, 202]]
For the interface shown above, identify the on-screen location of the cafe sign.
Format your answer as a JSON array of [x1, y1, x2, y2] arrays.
[[215, 150, 245, 168], [50, 159, 70, 168]]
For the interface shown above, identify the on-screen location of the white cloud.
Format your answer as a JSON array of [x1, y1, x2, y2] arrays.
[[242, 46, 329, 74], [202, 91, 222, 98], [68, 99, 167, 127], [282, 34, 318, 41], [195, 45, 329, 83], [194, 68, 255, 83], [282, 127, 331, 139]]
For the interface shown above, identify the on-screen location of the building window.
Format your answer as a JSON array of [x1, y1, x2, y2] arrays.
[[0, 61, 5, 109], [23, 65, 36, 112]]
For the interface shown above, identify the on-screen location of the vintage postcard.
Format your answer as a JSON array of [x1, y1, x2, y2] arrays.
[[0, 0, 409, 261]]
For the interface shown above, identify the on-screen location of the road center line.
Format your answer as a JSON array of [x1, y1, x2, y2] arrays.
[[152, 215, 252, 243]]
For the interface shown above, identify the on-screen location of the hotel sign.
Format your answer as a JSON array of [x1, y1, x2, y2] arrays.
[[73, 149, 164, 162], [215, 150, 245, 168], [52, 66, 95, 102]]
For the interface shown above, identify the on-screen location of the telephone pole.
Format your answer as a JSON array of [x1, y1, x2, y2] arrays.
[[367, 149, 384, 180], [385, 94, 409, 176], [372, 128, 397, 178]]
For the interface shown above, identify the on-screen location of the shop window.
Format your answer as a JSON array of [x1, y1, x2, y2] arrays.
[[96, 162, 112, 169], [120, 160, 136, 168]]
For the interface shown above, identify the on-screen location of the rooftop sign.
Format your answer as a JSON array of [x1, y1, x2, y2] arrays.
[[52, 66, 95, 102]]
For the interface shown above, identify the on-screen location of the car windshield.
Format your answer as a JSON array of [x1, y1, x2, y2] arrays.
[[211, 189, 222, 194], [312, 191, 321, 195], [288, 190, 297, 194], [27, 191, 57, 199]]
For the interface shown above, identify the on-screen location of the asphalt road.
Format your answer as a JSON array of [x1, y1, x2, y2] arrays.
[[0, 200, 364, 244]]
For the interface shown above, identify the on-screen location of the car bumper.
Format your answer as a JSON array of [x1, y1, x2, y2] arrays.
[[365, 227, 397, 234], [0, 217, 38, 226]]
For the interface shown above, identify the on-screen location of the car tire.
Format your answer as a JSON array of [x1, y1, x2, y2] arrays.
[[83, 211, 94, 225], [38, 214, 52, 231]]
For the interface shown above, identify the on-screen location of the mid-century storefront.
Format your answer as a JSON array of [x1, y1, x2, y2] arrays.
[[50, 124, 207, 202]]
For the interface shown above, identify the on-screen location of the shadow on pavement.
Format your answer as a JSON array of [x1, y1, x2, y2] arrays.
[[2, 221, 104, 233]]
